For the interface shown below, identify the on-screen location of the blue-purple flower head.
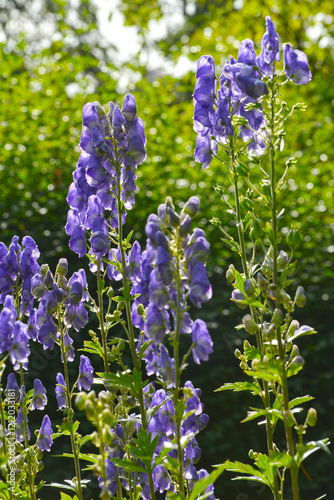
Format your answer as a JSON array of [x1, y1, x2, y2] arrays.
[[31, 379, 47, 410], [67, 94, 146, 259], [283, 43, 312, 84], [258, 16, 280, 74], [78, 355, 94, 391], [37, 414, 53, 452]]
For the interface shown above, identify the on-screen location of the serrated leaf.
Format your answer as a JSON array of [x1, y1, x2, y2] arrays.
[[111, 457, 147, 473], [225, 460, 270, 487], [215, 381, 261, 396], [288, 395, 314, 409], [244, 345, 262, 361], [241, 408, 282, 424]]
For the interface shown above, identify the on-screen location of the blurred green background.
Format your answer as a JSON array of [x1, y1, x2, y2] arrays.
[[0, 0, 333, 498]]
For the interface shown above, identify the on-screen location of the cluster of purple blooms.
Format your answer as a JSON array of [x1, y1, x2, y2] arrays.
[[131, 195, 213, 387], [66, 94, 146, 259], [100, 380, 214, 499], [0, 235, 95, 455], [193, 16, 312, 167]]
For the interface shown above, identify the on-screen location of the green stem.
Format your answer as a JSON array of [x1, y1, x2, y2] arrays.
[[173, 230, 185, 496], [230, 133, 279, 499], [58, 311, 83, 500], [115, 162, 156, 500], [20, 366, 36, 500], [97, 259, 110, 374], [269, 84, 299, 500]]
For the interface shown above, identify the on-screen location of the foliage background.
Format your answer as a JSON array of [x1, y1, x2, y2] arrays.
[[0, 0, 333, 498]]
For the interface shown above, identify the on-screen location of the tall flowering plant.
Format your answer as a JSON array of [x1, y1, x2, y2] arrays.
[[193, 16, 329, 500], [0, 93, 225, 500]]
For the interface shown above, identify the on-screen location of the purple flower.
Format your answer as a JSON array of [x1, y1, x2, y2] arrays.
[[37, 315, 58, 350], [188, 262, 212, 308], [122, 94, 137, 122], [78, 355, 94, 391], [283, 43, 312, 84], [192, 319, 213, 364], [31, 379, 48, 410], [238, 39, 257, 66], [62, 333, 75, 362], [158, 346, 176, 388], [153, 464, 171, 493], [144, 303, 166, 344], [69, 224, 87, 258], [37, 415, 53, 451], [258, 16, 280, 74], [10, 321, 30, 370], [55, 373, 66, 409], [16, 409, 30, 442], [194, 132, 218, 169]]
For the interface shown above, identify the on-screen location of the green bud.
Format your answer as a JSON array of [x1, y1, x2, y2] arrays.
[[107, 288, 114, 299], [234, 349, 242, 359], [56, 258, 68, 277], [286, 320, 300, 339], [40, 264, 50, 279], [284, 410, 296, 427], [244, 279, 256, 297], [240, 196, 253, 211], [257, 272, 269, 293], [268, 284, 278, 301], [306, 408, 317, 427], [86, 390, 96, 402], [85, 400, 95, 420], [165, 196, 174, 209], [102, 427, 114, 446], [277, 250, 289, 270], [137, 304, 145, 316], [38, 461, 44, 471], [295, 286, 306, 308], [242, 314, 257, 335], [249, 220, 263, 242], [290, 344, 300, 360], [279, 289, 293, 311], [261, 179, 271, 196], [251, 359, 261, 370], [272, 308, 284, 327], [287, 227, 302, 248], [226, 264, 236, 284]]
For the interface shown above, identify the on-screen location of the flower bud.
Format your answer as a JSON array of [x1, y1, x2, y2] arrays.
[[272, 308, 284, 328], [244, 279, 256, 297], [179, 214, 192, 237], [231, 289, 247, 309], [137, 304, 144, 316], [31, 274, 46, 299], [268, 284, 277, 301], [289, 356, 304, 370], [56, 258, 68, 277], [242, 314, 257, 335], [284, 410, 296, 427], [277, 250, 289, 270], [226, 264, 235, 284], [306, 408, 317, 427], [295, 286, 306, 308], [251, 359, 261, 370], [102, 427, 114, 446], [261, 179, 271, 196], [286, 320, 300, 339], [257, 272, 269, 292], [40, 264, 49, 278], [289, 344, 300, 360], [75, 392, 87, 411], [43, 269, 54, 289], [182, 196, 200, 218], [107, 288, 114, 299], [234, 349, 242, 359], [167, 207, 180, 228], [287, 227, 301, 248]]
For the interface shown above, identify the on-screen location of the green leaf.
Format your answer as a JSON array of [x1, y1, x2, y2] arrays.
[[225, 460, 271, 488], [287, 325, 317, 343], [188, 462, 228, 500], [244, 345, 262, 361], [60, 493, 75, 500], [241, 408, 283, 424], [111, 457, 147, 473], [265, 221, 275, 245], [215, 381, 261, 396], [288, 395, 314, 409]]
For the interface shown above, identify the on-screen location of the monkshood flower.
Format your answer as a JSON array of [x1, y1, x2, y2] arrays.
[[37, 414, 53, 451], [31, 379, 47, 410], [283, 43, 312, 84], [10, 321, 30, 370], [66, 95, 146, 259], [55, 373, 66, 409], [99, 459, 118, 496], [78, 355, 94, 391], [257, 16, 280, 74], [0, 236, 40, 313], [191, 319, 213, 364], [16, 409, 31, 442]]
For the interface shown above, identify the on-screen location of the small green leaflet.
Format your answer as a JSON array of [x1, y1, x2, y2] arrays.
[[215, 381, 262, 397]]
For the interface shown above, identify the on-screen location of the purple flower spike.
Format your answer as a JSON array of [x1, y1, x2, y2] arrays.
[[31, 379, 48, 410], [78, 355, 94, 391], [258, 16, 280, 74], [283, 43, 312, 84], [37, 415, 53, 452], [192, 319, 213, 364]]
